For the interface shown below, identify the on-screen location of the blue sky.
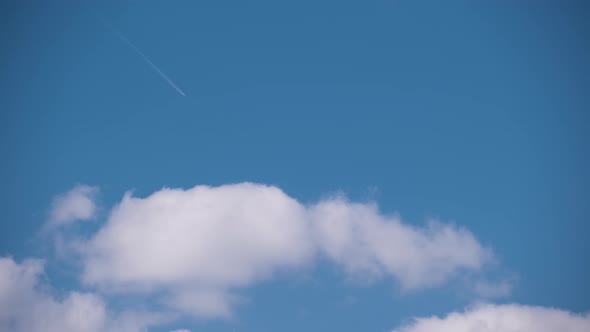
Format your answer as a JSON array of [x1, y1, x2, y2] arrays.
[[1, 1, 588, 331]]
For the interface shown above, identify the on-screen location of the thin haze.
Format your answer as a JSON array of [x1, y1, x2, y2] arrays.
[[95, 14, 186, 96]]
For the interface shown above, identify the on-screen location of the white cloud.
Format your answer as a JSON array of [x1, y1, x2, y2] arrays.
[[311, 197, 490, 289], [0, 257, 167, 332], [391, 303, 590, 332], [49, 185, 99, 226], [82, 183, 313, 317], [75, 183, 490, 318]]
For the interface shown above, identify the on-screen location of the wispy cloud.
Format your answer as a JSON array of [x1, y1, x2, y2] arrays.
[[473, 278, 515, 299], [49, 185, 98, 226]]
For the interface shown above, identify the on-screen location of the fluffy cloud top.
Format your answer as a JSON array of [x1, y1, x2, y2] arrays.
[[392, 303, 590, 332], [0, 257, 166, 332], [49, 185, 99, 226], [76, 183, 489, 317]]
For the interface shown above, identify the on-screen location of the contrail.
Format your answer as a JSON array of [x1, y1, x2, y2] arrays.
[[94, 14, 186, 96]]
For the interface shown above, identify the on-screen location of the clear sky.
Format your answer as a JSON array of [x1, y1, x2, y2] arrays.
[[1, 1, 588, 332]]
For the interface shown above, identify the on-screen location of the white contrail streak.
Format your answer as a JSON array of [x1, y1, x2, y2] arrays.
[[95, 14, 186, 96]]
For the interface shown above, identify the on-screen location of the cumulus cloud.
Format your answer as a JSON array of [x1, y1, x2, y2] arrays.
[[0, 257, 167, 332], [391, 303, 590, 332], [81, 183, 312, 317], [311, 198, 490, 289], [49, 185, 99, 226], [74, 183, 490, 318]]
